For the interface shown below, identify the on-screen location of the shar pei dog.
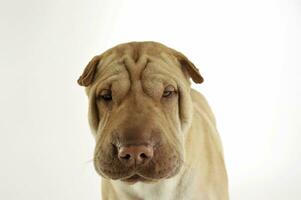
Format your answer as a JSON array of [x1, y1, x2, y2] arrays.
[[78, 41, 229, 200]]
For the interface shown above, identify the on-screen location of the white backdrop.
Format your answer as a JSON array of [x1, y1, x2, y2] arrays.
[[0, 0, 300, 199]]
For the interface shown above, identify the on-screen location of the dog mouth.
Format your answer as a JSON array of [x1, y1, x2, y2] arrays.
[[96, 159, 183, 184], [121, 174, 156, 184], [122, 174, 146, 183]]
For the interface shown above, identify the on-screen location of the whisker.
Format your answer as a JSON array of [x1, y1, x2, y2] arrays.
[[179, 157, 190, 169], [83, 158, 94, 164]]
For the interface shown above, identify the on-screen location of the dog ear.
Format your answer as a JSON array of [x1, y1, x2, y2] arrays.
[[174, 52, 204, 84], [77, 55, 102, 86]]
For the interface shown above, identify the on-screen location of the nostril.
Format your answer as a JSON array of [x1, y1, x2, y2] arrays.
[[140, 153, 148, 159], [120, 154, 131, 160], [118, 145, 153, 166]]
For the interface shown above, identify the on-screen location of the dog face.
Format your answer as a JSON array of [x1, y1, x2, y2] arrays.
[[78, 42, 203, 184]]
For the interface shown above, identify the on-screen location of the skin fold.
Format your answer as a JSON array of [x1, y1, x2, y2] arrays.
[[78, 41, 229, 200]]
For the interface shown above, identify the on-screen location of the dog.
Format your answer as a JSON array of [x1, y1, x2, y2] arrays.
[[78, 41, 229, 200]]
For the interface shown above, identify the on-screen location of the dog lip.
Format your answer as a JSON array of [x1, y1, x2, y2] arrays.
[[121, 174, 147, 183]]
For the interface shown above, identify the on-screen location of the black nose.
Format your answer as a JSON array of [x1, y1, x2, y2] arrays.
[[118, 145, 153, 166]]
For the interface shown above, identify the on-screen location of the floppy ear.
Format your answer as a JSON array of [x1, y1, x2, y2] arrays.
[[174, 52, 204, 84], [77, 55, 102, 86]]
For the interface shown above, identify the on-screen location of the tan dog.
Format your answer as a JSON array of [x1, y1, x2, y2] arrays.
[[78, 42, 229, 200]]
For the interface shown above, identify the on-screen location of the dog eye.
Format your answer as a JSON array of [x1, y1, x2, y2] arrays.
[[99, 89, 112, 101], [163, 91, 173, 97], [162, 85, 176, 98]]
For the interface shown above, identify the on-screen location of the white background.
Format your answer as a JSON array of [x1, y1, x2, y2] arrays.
[[0, 0, 300, 199]]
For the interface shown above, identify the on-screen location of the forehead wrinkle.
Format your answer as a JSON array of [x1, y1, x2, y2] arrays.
[[123, 54, 150, 85], [94, 61, 125, 83], [132, 44, 140, 63], [139, 55, 150, 78], [144, 58, 174, 78], [123, 56, 135, 83], [97, 51, 118, 72], [91, 59, 130, 96], [160, 52, 178, 67]]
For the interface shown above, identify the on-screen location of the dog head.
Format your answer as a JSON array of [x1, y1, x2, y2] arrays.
[[78, 42, 203, 184]]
